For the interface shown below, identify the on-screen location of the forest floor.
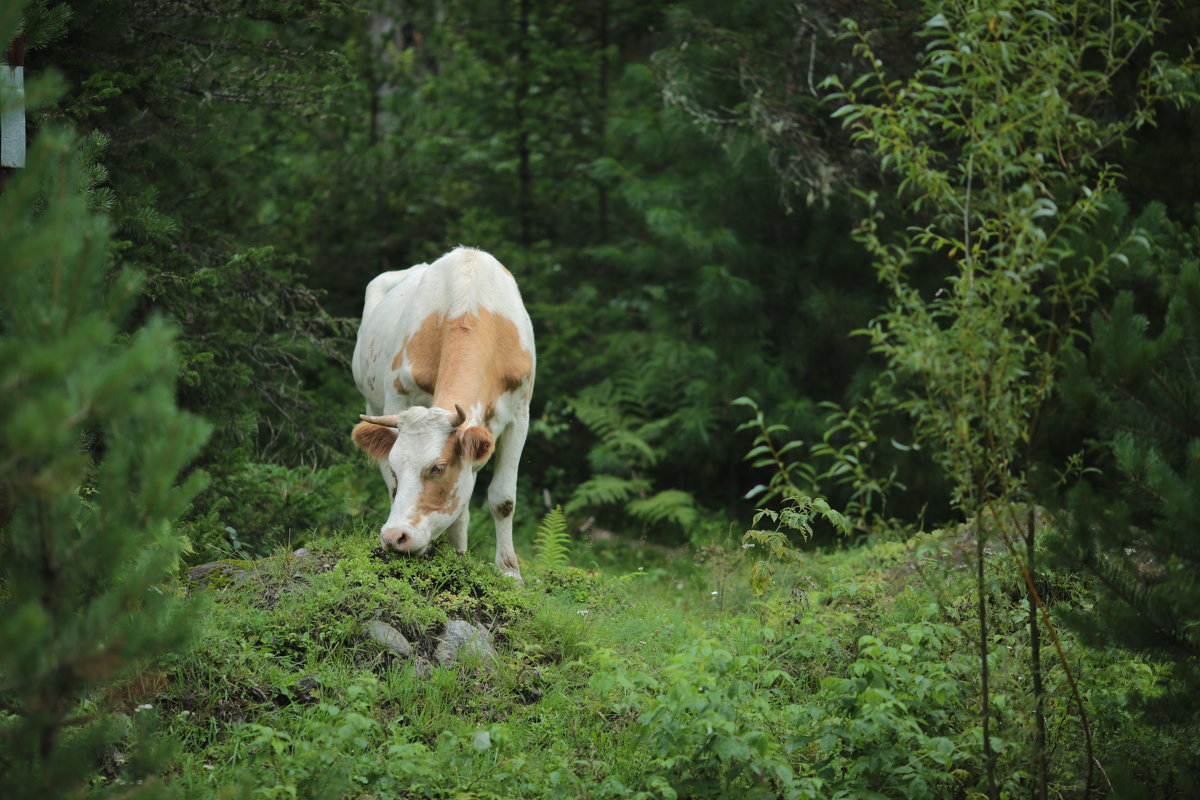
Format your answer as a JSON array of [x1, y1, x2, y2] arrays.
[[130, 521, 1193, 799]]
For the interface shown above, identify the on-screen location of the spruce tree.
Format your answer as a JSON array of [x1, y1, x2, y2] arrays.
[[0, 28, 210, 796], [1051, 203, 1200, 725]]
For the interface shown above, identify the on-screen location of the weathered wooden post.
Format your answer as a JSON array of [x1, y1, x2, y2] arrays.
[[1, 33, 25, 193]]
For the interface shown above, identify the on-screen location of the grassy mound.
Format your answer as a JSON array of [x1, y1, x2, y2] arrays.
[[103, 525, 1198, 798]]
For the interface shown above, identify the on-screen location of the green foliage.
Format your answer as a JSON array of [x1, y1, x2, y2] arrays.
[[15, 0, 71, 51], [531, 506, 570, 571], [814, 626, 990, 798], [180, 533, 529, 688], [568, 530, 1189, 799], [826, 0, 1193, 517], [566, 474, 653, 517], [735, 396, 817, 510], [1049, 204, 1200, 733], [735, 387, 915, 540], [590, 634, 811, 800], [742, 496, 849, 597], [826, 6, 1199, 791], [626, 489, 700, 532], [565, 367, 705, 539], [652, 0, 862, 209], [160, 531, 726, 798], [37, 0, 359, 558], [0, 79, 208, 800], [734, 396, 850, 594], [235, 679, 392, 799], [226, 675, 538, 798], [181, 461, 370, 561], [0, 506, 1162, 798]]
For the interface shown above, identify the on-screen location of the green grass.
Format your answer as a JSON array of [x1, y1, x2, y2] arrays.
[[106, 522, 1199, 798]]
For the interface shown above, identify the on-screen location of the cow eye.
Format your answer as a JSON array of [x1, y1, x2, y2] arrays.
[[428, 463, 446, 477]]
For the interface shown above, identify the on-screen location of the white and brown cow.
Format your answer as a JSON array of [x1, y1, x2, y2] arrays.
[[350, 247, 535, 581]]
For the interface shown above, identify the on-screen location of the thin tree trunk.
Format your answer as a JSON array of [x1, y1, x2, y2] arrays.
[[977, 520, 998, 800], [1028, 508, 1048, 800]]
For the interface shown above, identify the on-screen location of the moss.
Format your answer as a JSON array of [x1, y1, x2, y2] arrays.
[[176, 533, 536, 702], [183, 558, 258, 591], [528, 564, 609, 605]]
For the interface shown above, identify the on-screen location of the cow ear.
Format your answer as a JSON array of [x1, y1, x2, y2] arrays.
[[353, 422, 397, 461], [457, 426, 494, 463]]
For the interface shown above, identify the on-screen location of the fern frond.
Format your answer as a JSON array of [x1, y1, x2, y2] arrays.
[[626, 489, 699, 531], [604, 429, 659, 466], [531, 506, 571, 570], [565, 474, 651, 516]]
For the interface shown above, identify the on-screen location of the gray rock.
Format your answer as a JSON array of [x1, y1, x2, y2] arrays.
[[187, 562, 250, 586], [292, 674, 320, 702], [292, 548, 311, 557], [364, 620, 414, 658], [434, 620, 497, 666]]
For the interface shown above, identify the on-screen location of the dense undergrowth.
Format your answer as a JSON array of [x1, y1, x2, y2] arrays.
[[94, 523, 1193, 799]]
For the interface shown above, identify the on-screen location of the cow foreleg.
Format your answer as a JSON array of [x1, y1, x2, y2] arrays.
[[488, 406, 528, 584], [446, 506, 469, 555]]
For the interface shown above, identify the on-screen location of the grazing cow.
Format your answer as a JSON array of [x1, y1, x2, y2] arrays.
[[350, 247, 535, 582]]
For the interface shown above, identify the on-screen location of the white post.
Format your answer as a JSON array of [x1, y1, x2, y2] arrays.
[[0, 63, 24, 167], [1, 34, 25, 190]]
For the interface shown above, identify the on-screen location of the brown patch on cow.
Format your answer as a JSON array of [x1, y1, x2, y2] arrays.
[[403, 313, 443, 394], [493, 499, 514, 519], [352, 422, 397, 461], [412, 436, 465, 521], [408, 423, 494, 524], [399, 309, 532, 411], [412, 483, 460, 522], [457, 425, 494, 463], [392, 376, 407, 395], [390, 349, 405, 371]]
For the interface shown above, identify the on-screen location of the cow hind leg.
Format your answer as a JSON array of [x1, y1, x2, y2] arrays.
[[488, 407, 528, 584]]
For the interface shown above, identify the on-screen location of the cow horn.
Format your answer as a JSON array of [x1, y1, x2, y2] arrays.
[[450, 404, 467, 428], [359, 413, 400, 428]]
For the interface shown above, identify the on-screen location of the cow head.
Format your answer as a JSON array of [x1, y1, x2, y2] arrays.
[[352, 405, 494, 555]]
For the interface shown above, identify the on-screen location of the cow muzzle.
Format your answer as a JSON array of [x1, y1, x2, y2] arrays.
[[381, 526, 429, 555]]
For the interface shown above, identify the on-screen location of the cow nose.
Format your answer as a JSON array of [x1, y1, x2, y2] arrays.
[[381, 526, 416, 552]]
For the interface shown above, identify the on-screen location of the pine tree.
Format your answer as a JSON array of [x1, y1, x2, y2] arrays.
[[1050, 202, 1200, 726], [0, 42, 210, 796]]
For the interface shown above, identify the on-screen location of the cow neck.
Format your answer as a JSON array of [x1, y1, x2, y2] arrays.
[[422, 308, 531, 424]]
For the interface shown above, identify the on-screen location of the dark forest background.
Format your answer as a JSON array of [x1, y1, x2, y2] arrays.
[[10, 0, 1196, 556], [12, 0, 936, 556]]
